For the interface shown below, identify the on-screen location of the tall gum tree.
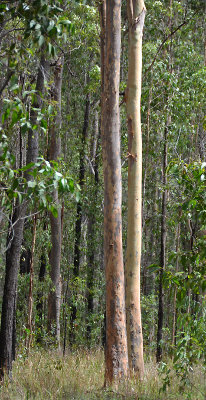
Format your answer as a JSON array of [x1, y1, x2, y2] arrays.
[[125, 0, 146, 378], [102, 0, 128, 385]]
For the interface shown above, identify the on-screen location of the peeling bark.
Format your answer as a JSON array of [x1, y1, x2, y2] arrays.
[[102, 0, 128, 385]]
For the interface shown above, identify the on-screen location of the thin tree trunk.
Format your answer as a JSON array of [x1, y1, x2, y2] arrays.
[[0, 205, 25, 380], [69, 94, 90, 344], [47, 58, 64, 348], [36, 222, 48, 331], [70, 95, 90, 344], [102, 0, 128, 385], [142, 77, 153, 230], [0, 54, 49, 380], [156, 124, 168, 363], [36, 252, 47, 342], [187, 218, 194, 315], [26, 215, 37, 354], [172, 219, 181, 350], [125, 0, 146, 379], [86, 109, 99, 343], [156, 0, 173, 362], [142, 80, 153, 295]]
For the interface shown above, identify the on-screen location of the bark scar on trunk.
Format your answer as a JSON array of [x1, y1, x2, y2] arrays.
[[128, 116, 136, 160], [127, 115, 134, 134], [131, 7, 146, 31], [127, 152, 137, 160]]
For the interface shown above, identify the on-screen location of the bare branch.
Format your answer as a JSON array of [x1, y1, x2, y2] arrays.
[[0, 70, 14, 97], [0, 27, 24, 41], [144, 12, 198, 77]]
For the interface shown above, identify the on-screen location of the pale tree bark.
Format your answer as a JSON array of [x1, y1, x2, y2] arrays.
[[47, 57, 64, 348], [125, 0, 146, 379], [102, 0, 128, 385], [0, 54, 49, 380]]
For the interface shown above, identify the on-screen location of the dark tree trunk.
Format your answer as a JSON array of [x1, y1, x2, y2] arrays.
[[0, 206, 25, 379], [0, 54, 49, 380], [26, 215, 37, 354], [86, 109, 100, 343], [20, 248, 31, 274], [172, 219, 181, 350], [47, 58, 64, 348], [36, 254, 47, 320], [69, 94, 90, 344]]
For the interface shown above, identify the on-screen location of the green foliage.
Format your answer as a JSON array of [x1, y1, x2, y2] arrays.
[[141, 294, 158, 351], [0, 132, 78, 219], [17, 0, 75, 50], [157, 160, 206, 393]]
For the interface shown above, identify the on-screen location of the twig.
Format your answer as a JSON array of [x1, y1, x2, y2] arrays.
[[0, 27, 24, 42]]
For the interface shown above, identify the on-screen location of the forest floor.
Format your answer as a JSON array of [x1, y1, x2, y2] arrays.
[[0, 349, 205, 400]]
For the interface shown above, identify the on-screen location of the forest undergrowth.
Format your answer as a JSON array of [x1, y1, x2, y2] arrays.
[[0, 349, 205, 400]]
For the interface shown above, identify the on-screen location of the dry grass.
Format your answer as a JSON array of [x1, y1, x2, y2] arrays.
[[0, 349, 205, 399]]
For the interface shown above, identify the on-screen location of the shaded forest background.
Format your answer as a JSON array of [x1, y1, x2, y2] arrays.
[[0, 0, 205, 397]]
